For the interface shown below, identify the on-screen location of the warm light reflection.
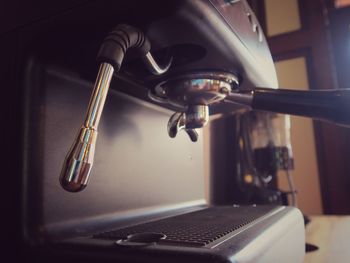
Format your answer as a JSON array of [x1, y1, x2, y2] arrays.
[[336, 0, 350, 8]]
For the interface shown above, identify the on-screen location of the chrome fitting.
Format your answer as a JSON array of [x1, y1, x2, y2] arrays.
[[60, 127, 97, 192]]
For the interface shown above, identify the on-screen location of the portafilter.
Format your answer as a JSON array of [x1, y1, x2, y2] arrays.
[[149, 72, 350, 140]]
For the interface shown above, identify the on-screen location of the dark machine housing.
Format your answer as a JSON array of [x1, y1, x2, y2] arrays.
[[3, 0, 304, 262]]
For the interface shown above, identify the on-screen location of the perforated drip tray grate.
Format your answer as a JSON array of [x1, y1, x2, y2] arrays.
[[93, 205, 277, 247]]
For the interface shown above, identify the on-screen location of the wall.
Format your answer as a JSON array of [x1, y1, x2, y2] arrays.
[[275, 58, 323, 214]]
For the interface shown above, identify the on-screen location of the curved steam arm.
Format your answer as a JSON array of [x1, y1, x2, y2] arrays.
[[226, 88, 350, 127], [60, 24, 171, 192]]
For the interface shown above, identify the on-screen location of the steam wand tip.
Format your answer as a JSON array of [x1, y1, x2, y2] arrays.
[[60, 127, 97, 192]]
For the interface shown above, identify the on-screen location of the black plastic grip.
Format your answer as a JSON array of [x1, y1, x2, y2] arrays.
[[97, 24, 151, 70], [252, 88, 350, 127]]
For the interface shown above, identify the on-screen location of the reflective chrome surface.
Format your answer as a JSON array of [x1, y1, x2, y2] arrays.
[[151, 72, 239, 108], [185, 105, 209, 129], [149, 72, 239, 141], [84, 63, 114, 129], [167, 112, 198, 142], [60, 63, 114, 192], [59, 127, 97, 192], [143, 52, 172, 75], [166, 105, 207, 141]]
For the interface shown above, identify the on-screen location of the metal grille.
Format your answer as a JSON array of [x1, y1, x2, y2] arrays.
[[93, 206, 276, 247]]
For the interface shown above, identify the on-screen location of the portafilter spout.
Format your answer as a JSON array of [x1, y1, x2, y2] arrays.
[[149, 72, 240, 141], [226, 88, 350, 127], [60, 24, 172, 192]]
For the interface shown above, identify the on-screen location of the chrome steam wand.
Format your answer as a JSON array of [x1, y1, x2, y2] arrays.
[[60, 24, 171, 192], [59, 63, 114, 192]]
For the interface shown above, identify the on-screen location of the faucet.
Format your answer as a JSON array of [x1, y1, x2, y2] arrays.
[[60, 24, 171, 192]]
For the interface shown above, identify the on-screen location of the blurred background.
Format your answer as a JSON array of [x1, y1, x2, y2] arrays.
[[203, 0, 350, 216]]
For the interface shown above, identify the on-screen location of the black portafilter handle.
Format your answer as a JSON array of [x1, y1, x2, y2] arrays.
[[227, 88, 350, 127]]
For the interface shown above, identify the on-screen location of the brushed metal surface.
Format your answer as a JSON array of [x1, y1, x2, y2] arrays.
[[23, 63, 205, 238]]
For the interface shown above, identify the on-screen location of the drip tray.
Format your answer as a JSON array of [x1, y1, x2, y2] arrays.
[[93, 206, 277, 247]]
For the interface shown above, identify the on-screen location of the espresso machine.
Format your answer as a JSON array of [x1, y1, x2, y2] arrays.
[[6, 0, 350, 262]]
